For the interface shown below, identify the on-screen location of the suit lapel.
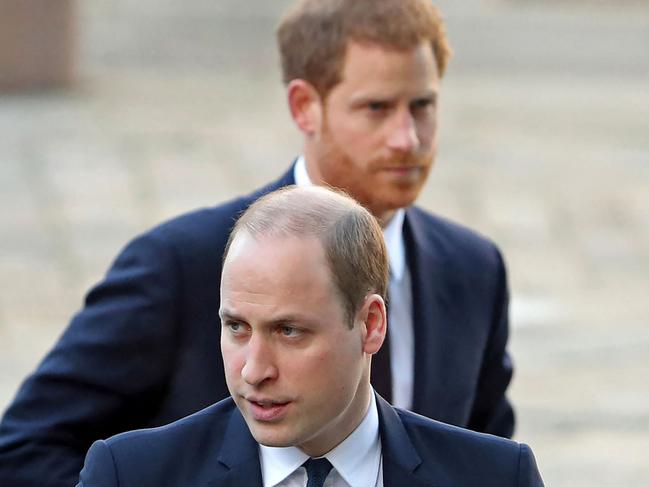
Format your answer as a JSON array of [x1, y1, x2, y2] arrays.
[[404, 209, 450, 421], [405, 209, 478, 426], [376, 394, 438, 487], [207, 408, 263, 487]]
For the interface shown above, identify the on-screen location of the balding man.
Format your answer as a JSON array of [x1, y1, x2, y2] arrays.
[[77, 186, 542, 487]]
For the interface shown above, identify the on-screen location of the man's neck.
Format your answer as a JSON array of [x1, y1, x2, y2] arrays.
[[376, 210, 396, 228], [298, 384, 372, 457]]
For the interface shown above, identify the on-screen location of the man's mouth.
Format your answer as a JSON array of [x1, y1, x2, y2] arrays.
[[246, 398, 292, 422], [382, 165, 424, 180]]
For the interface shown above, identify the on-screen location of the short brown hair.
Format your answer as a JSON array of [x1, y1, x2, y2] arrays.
[[277, 0, 452, 96], [224, 186, 389, 326]]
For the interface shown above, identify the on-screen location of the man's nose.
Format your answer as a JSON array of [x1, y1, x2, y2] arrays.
[[386, 111, 419, 153], [241, 336, 278, 386]]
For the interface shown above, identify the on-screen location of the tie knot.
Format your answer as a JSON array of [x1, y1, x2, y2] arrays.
[[303, 457, 333, 487]]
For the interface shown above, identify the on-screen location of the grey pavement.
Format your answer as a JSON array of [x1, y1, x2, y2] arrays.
[[1, 1, 648, 485]]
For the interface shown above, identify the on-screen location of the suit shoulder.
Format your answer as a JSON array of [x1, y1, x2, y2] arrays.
[[396, 407, 522, 462], [91, 195, 252, 289], [131, 173, 292, 253], [104, 398, 236, 451], [408, 206, 501, 256], [379, 399, 541, 485], [406, 208, 507, 289], [149, 193, 253, 243], [80, 399, 240, 484]]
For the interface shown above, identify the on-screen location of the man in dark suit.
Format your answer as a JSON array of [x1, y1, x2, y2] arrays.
[[77, 186, 542, 487], [0, 1, 515, 485]]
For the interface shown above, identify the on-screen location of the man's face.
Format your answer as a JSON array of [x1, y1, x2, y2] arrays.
[[220, 232, 371, 457], [308, 41, 440, 223]]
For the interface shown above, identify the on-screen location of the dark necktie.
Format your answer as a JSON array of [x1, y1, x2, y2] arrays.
[[370, 292, 392, 403], [303, 457, 333, 487]]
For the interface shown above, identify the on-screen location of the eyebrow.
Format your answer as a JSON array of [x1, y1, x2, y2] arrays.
[[349, 94, 395, 108], [219, 309, 313, 327], [219, 309, 245, 323], [349, 90, 438, 108], [418, 91, 438, 103]]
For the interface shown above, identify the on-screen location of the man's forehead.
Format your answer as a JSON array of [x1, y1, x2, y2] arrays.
[[222, 231, 331, 288], [344, 38, 433, 56], [222, 232, 342, 303], [335, 40, 439, 88]]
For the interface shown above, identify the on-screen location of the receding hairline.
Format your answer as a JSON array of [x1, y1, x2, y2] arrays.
[[223, 186, 389, 325], [224, 226, 325, 264], [230, 186, 363, 236], [223, 186, 366, 267]]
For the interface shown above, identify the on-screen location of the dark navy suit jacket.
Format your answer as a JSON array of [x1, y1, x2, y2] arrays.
[[0, 167, 514, 486], [76, 395, 542, 487]]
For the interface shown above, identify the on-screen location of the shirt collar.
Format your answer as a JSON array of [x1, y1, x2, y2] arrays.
[[293, 155, 312, 188], [382, 208, 406, 281], [259, 443, 308, 487], [293, 156, 407, 281], [259, 393, 381, 487]]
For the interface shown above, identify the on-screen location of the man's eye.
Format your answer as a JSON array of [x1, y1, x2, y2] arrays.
[[227, 322, 243, 333], [280, 326, 300, 337], [411, 98, 435, 113], [367, 102, 388, 112]]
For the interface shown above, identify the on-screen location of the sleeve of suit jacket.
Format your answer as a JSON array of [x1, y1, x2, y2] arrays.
[[0, 232, 180, 487], [76, 440, 119, 487], [518, 443, 545, 487], [467, 248, 515, 438]]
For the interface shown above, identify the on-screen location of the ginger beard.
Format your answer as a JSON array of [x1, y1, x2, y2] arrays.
[[314, 112, 435, 222], [305, 41, 440, 224]]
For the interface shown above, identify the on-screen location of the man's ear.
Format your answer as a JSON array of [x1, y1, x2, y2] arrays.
[[287, 79, 323, 136], [358, 294, 387, 356]]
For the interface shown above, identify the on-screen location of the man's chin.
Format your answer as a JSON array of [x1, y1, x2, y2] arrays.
[[248, 425, 297, 449]]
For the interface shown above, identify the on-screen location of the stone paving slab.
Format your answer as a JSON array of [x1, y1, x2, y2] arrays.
[[1, 1, 648, 485]]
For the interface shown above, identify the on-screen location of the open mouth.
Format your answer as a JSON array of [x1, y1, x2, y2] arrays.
[[247, 399, 291, 422]]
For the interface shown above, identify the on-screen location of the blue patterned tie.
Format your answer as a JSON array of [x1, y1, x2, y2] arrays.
[[304, 457, 333, 487]]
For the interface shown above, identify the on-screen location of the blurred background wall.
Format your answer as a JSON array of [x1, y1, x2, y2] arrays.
[[1, 0, 648, 484]]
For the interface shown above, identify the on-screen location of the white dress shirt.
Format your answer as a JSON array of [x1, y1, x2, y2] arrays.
[[259, 392, 383, 487], [294, 156, 415, 409]]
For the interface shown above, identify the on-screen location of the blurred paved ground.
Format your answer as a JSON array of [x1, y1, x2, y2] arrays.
[[1, 0, 648, 485]]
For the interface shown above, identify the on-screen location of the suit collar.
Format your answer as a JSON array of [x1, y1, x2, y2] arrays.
[[203, 393, 437, 487], [207, 407, 263, 486], [402, 209, 452, 421], [376, 393, 438, 487], [376, 393, 420, 472], [272, 164, 296, 188]]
